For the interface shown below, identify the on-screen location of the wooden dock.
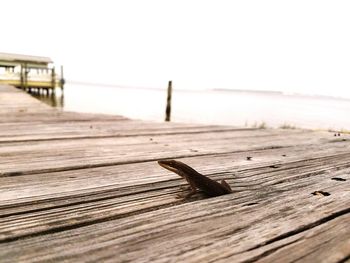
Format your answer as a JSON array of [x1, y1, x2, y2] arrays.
[[0, 53, 63, 93], [0, 84, 349, 262]]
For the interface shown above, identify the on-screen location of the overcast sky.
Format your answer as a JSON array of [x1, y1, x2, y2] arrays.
[[2, 0, 350, 97]]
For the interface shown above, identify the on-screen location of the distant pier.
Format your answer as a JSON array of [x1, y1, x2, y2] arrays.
[[0, 52, 64, 95]]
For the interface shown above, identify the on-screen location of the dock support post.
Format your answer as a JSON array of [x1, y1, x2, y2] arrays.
[[51, 67, 55, 89], [60, 65, 65, 92], [20, 64, 24, 90], [165, 80, 172, 122], [24, 64, 28, 91], [51, 67, 56, 95]]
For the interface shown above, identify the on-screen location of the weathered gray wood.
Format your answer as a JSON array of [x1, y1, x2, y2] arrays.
[[0, 150, 349, 244], [165, 80, 172, 121], [0, 129, 342, 176], [1, 139, 349, 203], [242, 214, 350, 263], [0, 121, 257, 142], [0, 84, 349, 262], [0, 173, 348, 262], [0, 123, 256, 141]]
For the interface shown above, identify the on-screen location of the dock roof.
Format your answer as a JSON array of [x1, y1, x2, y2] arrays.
[[0, 52, 52, 66]]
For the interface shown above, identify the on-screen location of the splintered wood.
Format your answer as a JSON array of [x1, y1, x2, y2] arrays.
[[0, 84, 349, 262]]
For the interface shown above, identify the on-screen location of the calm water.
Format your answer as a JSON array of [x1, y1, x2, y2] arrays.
[[33, 83, 350, 131]]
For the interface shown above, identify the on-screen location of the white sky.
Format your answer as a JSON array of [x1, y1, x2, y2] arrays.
[[2, 0, 350, 97]]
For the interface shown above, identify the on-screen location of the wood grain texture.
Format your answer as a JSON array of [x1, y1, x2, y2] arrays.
[[0, 85, 349, 262]]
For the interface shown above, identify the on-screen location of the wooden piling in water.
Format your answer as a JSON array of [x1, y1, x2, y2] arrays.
[[51, 67, 56, 89], [165, 80, 172, 122], [20, 64, 24, 90], [24, 64, 29, 91], [60, 65, 65, 91]]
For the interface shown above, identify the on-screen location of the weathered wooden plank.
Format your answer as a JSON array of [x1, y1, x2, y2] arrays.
[[0, 85, 51, 112], [240, 214, 350, 263], [0, 111, 128, 123], [1, 139, 349, 203], [0, 171, 348, 262], [0, 147, 349, 245], [1, 129, 342, 176], [0, 121, 255, 142]]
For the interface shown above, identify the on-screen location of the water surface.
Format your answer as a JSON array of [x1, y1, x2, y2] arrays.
[[34, 83, 350, 131]]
